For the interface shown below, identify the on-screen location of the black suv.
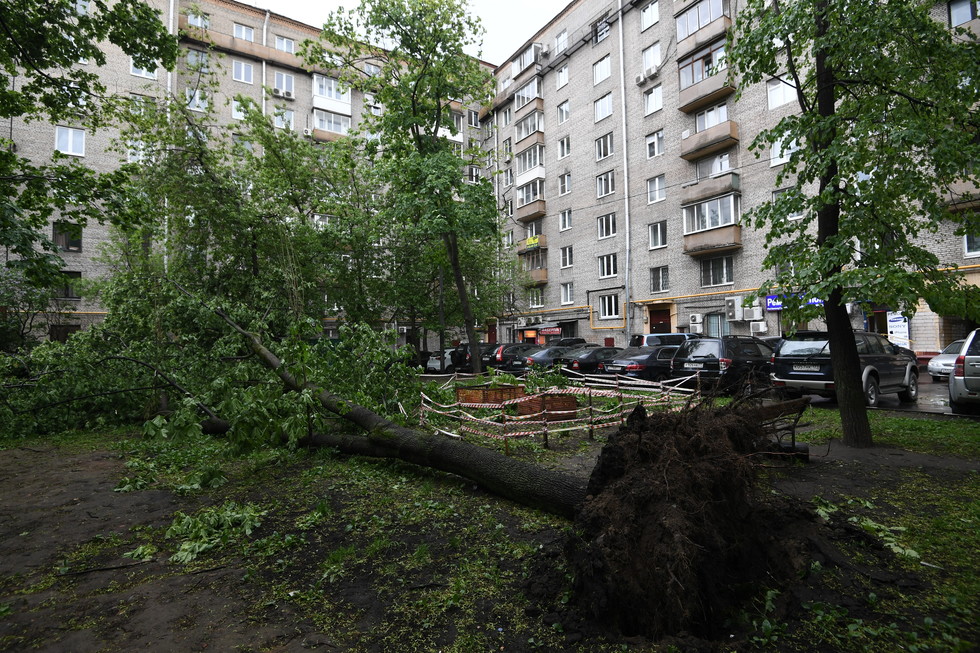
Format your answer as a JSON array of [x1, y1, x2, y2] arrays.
[[771, 330, 918, 406], [670, 336, 775, 390]]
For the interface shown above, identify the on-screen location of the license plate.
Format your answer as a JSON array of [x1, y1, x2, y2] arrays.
[[794, 364, 819, 372], [605, 365, 622, 372], [684, 362, 703, 370]]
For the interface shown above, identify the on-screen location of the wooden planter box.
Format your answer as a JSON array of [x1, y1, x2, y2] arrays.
[[455, 384, 525, 404], [517, 394, 578, 421]]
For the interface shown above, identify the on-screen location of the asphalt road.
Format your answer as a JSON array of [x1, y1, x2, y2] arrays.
[[804, 373, 960, 416]]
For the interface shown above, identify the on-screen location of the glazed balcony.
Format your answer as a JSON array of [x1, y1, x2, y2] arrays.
[[676, 16, 732, 59], [683, 224, 742, 256], [680, 121, 739, 161]]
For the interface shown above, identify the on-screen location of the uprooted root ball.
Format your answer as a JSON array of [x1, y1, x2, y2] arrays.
[[565, 403, 806, 639]]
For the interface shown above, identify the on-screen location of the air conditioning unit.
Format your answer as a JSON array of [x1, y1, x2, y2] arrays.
[[272, 88, 283, 97], [504, 154, 512, 163], [750, 321, 768, 335], [516, 317, 528, 327], [690, 323, 704, 334], [283, 90, 294, 100], [689, 313, 703, 325], [531, 316, 542, 325], [397, 326, 409, 334], [681, 129, 691, 140], [635, 73, 647, 86], [540, 46, 550, 58], [745, 306, 764, 321], [725, 297, 744, 322], [302, 128, 313, 136], [644, 65, 660, 80]]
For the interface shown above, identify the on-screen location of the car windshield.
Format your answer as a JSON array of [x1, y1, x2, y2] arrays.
[[942, 340, 965, 355], [614, 347, 653, 359], [780, 339, 830, 356], [564, 346, 596, 358], [678, 341, 720, 359]]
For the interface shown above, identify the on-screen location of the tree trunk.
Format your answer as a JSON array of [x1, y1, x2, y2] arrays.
[[443, 231, 483, 374], [218, 309, 584, 517], [814, 0, 873, 447]]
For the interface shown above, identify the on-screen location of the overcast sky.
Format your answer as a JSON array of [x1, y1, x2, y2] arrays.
[[240, 0, 570, 66]]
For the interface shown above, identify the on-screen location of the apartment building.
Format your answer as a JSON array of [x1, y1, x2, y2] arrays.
[[487, 0, 980, 354]]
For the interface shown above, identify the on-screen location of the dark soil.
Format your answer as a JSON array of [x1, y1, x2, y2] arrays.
[[0, 416, 977, 652]]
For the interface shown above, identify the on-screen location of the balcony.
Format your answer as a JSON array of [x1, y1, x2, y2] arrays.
[[312, 128, 346, 143], [680, 172, 740, 205], [680, 121, 739, 161], [179, 16, 307, 73], [515, 129, 545, 150], [678, 72, 735, 114], [676, 16, 732, 59], [514, 96, 544, 120], [683, 224, 742, 256], [944, 178, 980, 212], [526, 268, 548, 285], [516, 199, 547, 223], [517, 234, 548, 254]]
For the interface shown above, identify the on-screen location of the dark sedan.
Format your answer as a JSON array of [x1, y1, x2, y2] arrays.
[[511, 346, 571, 372], [599, 346, 677, 381], [557, 346, 622, 374]]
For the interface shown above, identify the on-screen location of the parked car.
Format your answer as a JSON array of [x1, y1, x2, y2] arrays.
[[452, 343, 496, 372], [425, 349, 455, 373], [547, 337, 588, 347], [927, 340, 965, 382], [628, 333, 702, 348], [670, 336, 775, 391], [513, 346, 572, 372], [770, 330, 918, 406], [600, 346, 677, 381], [949, 329, 980, 415], [557, 346, 622, 373], [484, 343, 540, 370]]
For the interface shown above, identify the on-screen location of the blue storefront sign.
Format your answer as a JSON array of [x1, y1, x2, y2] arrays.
[[766, 294, 825, 311]]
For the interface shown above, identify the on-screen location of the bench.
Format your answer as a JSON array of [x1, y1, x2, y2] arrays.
[[743, 397, 812, 461]]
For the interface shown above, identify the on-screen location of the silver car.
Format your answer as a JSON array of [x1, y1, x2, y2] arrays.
[[949, 329, 980, 415], [927, 340, 965, 382]]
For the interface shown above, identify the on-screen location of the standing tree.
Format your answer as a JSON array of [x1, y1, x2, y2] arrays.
[[0, 0, 177, 287], [305, 0, 502, 373], [728, 0, 980, 446]]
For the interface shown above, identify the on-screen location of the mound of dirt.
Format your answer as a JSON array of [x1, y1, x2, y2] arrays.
[[565, 403, 811, 639]]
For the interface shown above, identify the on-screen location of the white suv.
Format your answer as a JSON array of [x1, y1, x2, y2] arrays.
[[949, 329, 980, 415]]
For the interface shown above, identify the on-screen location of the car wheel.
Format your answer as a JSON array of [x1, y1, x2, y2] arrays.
[[898, 372, 918, 403], [949, 397, 978, 415], [653, 372, 668, 382], [864, 377, 880, 407]]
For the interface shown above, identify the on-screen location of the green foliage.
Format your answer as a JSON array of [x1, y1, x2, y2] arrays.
[[165, 501, 266, 563]]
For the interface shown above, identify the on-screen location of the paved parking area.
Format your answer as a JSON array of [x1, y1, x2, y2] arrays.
[[806, 372, 955, 416]]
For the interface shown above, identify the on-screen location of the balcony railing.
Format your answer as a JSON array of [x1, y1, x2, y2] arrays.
[[680, 172, 740, 205], [517, 234, 548, 254], [527, 268, 548, 285], [683, 224, 742, 256], [677, 71, 736, 114], [680, 120, 739, 161], [516, 199, 547, 222]]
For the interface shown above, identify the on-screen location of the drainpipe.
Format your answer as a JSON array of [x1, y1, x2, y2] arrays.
[[262, 11, 271, 116], [615, 0, 633, 340]]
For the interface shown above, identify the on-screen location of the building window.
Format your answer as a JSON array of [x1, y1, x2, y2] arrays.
[[515, 78, 540, 109], [593, 55, 611, 85], [966, 233, 980, 257], [650, 265, 669, 292], [557, 101, 570, 124], [697, 151, 731, 179], [679, 41, 726, 90], [517, 179, 545, 207], [503, 230, 514, 247], [594, 93, 613, 122], [696, 103, 728, 132], [232, 60, 253, 83], [598, 253, 618, 278], [676, 0, 724, 41], [559, 209, 572, 231], [275, 35, 295, 53], [467, 166, 481, 183], [314, 109, 350, 134], [647, 175, 666, 203], [646, 129, 664, 158], [275, 109, 294, 130], [561, 282, 574, 305], [700, 255, 734, 287], [558, 135, 571, 159], [770, 136, 799, 166], [642, 43, 661, 72], [599, 293, 620, 318], [505, 200, 514, 217], [185, 88, 208, 112], [767, 77, 795, 109], [560, 245, 574, 268], [53, 222, 82, 252], [597, 212, 617, 239], [527, 220, 542, 237], [515, 144, 543, 175], [274, 72, 295, 95], [593, 17, 611, 44], [772, 189, 804, 220], [314, 75, 350, 102], [558, 173, 571, 195], [529, 287, 544, 308], [503, 168, 514, 186], [186, 49, 209, 71], [641, 1, 660, 31], [501, 107, 512, 126], [130, 59, 157, 79], [468, 110, 480, 127], [648, 220, 667, 248], [557, 65, 569, 89], [56, 271, 82, 300], [949, 0, 979, 26], [127, 139, 147, 162], [596, 171, 615, 198], [515, 111, 542, 140], [555, 29, 568, 53], [231, 100, 245, 120], [55, 126, 85, 156], [644, 84, 663, 114], [187, 11, 209, 28], [683, 194, 739, 233], [595, 132, 614, 160], [234, 23, 254, 41]]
